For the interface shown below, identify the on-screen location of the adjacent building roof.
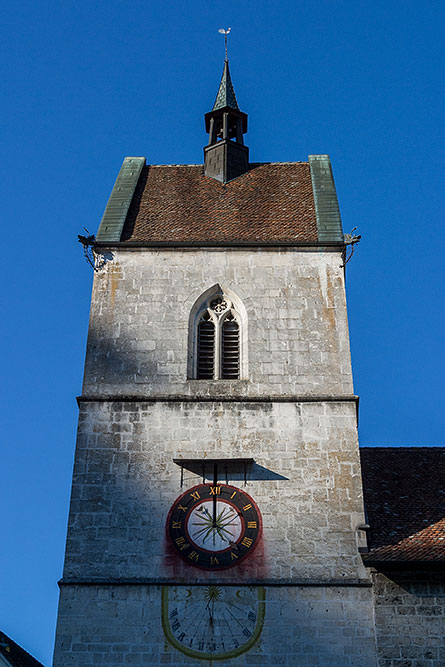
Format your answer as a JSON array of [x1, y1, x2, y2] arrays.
[[360, 447, 445, 563], [0, 631, 44, 667]]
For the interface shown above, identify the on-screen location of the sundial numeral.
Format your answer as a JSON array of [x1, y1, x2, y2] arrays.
[[177, 504, 187, 512], [247, 521, 257, 529], [241, 537, 253, 548], [172, 619, 180, 631], [248, 611, 256, 622], [243, 503, 252, 511], [190, 491, 201, 501], [230, 491, 237, 499], [209, 486, 221, 495], [243, 627, 251, 637], [178, 632, 185, 641], [172, 521, 182, 529], [188, 550, 199, 562], [210, 556, 219, 566], [230, 551, 239, 560], [169, 608, 178, 619]]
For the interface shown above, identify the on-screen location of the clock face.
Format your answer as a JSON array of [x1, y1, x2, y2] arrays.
[[167, 483, 262, 570], [161, 585, 265, 661]]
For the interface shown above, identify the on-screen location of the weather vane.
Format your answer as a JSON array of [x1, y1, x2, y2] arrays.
[[218, 27, 231, 61]]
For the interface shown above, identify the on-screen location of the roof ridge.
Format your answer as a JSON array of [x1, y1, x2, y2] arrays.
[[143, 161, 310, 168]]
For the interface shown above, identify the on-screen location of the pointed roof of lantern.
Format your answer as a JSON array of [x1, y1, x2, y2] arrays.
[[212, 60, 239, 111]]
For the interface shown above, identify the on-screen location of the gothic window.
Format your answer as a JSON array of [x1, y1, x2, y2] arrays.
[[191, 292, 245, 380]]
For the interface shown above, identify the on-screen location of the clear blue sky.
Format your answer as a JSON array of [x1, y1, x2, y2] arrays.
[[1, 1, 444, 664]]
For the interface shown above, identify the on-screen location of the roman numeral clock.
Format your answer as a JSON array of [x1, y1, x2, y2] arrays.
[[162, 460, 266, 661]]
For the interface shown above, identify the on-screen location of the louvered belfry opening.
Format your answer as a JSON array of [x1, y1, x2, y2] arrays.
[[221, 313, 240, 379], [197, 312, 215, 379]]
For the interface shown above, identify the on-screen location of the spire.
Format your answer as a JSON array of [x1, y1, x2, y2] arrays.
[[203, 29, 249, 183], [212, 60, 240, 112]]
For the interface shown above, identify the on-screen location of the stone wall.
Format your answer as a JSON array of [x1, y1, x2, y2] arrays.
[[63, 399, 367, 583], [372, 569, 445, 667], [83, 248, 353, 397], [54, 584, 377, 666]]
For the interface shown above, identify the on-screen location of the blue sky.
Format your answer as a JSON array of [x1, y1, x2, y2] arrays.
[[1, 1, 444, 664]]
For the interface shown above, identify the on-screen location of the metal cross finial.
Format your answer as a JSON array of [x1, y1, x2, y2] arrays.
[[218, 27, 231, 61]]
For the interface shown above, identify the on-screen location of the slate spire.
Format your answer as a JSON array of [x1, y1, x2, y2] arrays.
[[212, 60, 240, 112]]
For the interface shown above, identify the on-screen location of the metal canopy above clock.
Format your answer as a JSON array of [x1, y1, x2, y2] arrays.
[[173, 457, 255, 486]]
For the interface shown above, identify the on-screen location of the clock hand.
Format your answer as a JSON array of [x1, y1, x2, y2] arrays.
[[205, 600, 214, 625]]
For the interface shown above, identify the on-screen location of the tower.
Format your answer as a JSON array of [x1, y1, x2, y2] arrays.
[[53, 54, 379, 666]]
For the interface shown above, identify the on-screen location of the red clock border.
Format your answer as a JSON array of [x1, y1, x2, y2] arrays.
[[166, 483, 262, 570]]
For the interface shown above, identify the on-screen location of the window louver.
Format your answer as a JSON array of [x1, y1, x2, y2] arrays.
[[197, 313, 215, 379], [221, 315, 240, 379]]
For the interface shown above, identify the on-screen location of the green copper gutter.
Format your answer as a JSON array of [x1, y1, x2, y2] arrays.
[[96, 157, 145, 242], [309, 155, 343, 243]]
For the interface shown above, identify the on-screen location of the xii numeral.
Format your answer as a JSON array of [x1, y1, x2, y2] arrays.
[[209, 486, 221, 495]]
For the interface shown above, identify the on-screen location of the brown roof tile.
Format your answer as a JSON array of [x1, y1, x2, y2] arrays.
[[360, 447, 445, 563], [121, 162, 318, 244]]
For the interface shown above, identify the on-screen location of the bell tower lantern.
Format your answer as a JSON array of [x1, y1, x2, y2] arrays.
[[204, 57, 249, 183]]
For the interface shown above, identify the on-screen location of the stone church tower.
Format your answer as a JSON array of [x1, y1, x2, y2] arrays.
[[53, 57, 379, 665]]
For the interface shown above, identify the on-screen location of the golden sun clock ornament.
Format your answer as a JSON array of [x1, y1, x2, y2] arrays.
[[167, 483, 262, 569]]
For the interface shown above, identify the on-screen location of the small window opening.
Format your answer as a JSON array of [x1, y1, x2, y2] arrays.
[[221, 314, 239, 379], [197, 312, 215, 379]]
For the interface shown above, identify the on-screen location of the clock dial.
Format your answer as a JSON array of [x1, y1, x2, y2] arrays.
[[162, 585, 265, 661], [167, 484, 262, 570]]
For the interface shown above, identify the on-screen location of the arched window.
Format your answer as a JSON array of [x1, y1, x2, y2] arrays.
[[190, 289, 246, 380]]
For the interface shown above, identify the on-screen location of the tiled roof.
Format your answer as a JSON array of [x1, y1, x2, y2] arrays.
[[360, 447, 445, 563], [0, 631, 44, 666], [121, 162, 318, 244]]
